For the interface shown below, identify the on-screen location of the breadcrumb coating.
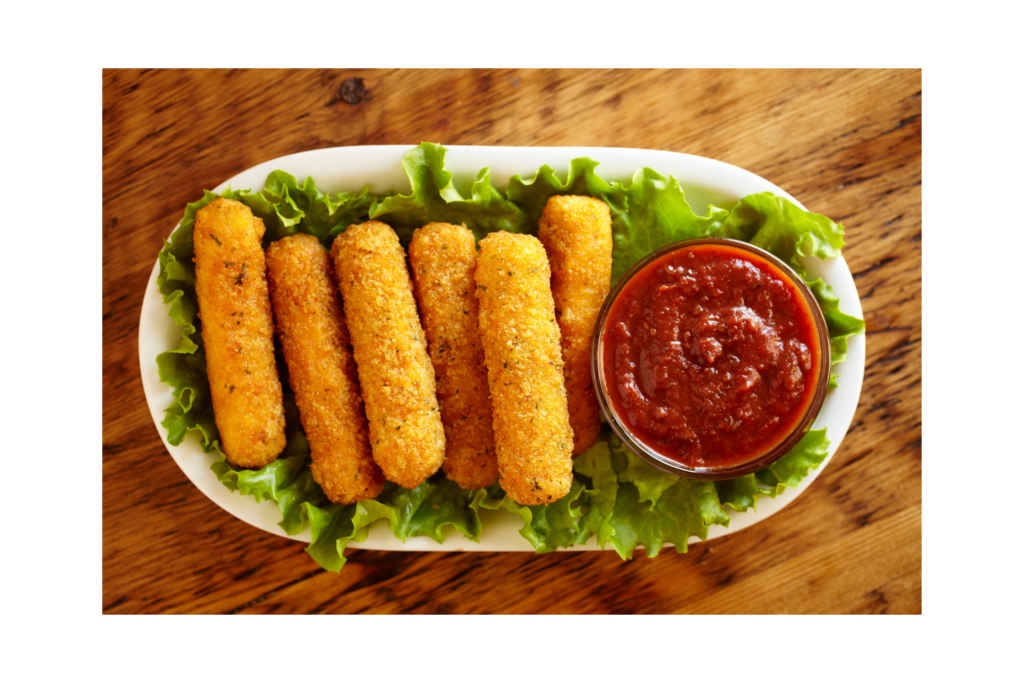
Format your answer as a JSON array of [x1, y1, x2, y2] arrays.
[[331, 221, 446, 489], [265, 234, 384, 504], [475, 231, 574, 505], [538, 195, 613, 455], [409, 223, 498, 490], [194, 198, 285, 468]]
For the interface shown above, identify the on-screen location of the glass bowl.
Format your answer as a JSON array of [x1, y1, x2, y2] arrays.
[[590, 237, 832, 480]]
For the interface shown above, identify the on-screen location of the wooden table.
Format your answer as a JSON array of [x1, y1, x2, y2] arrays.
[[102, 69, 921, 614]]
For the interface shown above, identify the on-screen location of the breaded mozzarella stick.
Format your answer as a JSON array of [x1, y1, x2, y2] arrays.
[[475, 231, 574, 505], [538, 195, 613, 455], [265, 233, 384, 504], [194, 198, 286, 468], [409, 223, 498, 490], [331, 221, 445, 489]]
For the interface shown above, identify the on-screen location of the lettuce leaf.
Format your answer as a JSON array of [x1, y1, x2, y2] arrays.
[[303, 500, 398, 573], [375, 473, 486, 544], [806, 278, 867, 386], [497, 479, 589, 553], [370, 142, 530, 241], [484, 434, 732, 559], [255, 170, 376, 245], [473, 441, 611, 553], [155, 142, 863, 572], [713, 429, 831, 512], [597, 434, 730, 559], [714, 474, 765, 513], [754, 428, 831, 493], [212, 431, 310, 503], [604, 477, 729, 560], [716, 192, 845, 267], [572, 441, 619, 547], [605, 169, 729, 284], [506, 157, 622, 230], [276, 467, 329, 535]]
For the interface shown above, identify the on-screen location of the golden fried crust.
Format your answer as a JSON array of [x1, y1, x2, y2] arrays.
[[538, 196, 613, 455], [409, 223, 498, 490], [265, 234, 385, 504], [194, 198, 285, 468], [475, 231, 574, 505], [331, 221, 445, 489]]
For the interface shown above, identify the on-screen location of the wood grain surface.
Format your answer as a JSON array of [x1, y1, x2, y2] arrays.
[[102, 69, 921, 614]]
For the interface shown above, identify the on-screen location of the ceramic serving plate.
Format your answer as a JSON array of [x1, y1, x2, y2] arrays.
[[138, 145, 865, 552]]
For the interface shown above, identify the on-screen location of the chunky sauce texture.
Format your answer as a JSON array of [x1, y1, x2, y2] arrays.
[[602, 244, 821, 470]]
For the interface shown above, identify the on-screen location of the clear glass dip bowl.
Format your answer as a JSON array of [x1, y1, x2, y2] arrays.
[[590, 237, 832, 480]]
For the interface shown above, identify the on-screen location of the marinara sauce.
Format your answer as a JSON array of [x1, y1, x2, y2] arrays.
[[601, 241, 824, 471]]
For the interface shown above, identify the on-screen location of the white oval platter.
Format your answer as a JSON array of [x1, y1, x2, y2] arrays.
[[138, 145, 865, 552]]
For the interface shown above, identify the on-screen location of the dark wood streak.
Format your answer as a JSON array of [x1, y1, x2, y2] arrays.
[[853, 257, 898, 280], [225, 569, 326, 615], [103, 69, 921, 614]]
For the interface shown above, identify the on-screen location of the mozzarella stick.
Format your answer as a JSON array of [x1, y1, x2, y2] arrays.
[[475, 231, 574, 505], [265, 233, 384, 504], [538, 195, 613, 455], [331, 221, 445, 489], [409, 223, 498, 490], [194, 197, 285, 468]]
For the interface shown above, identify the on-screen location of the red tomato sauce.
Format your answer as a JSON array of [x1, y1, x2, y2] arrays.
[[601, 243, 822, 470]]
